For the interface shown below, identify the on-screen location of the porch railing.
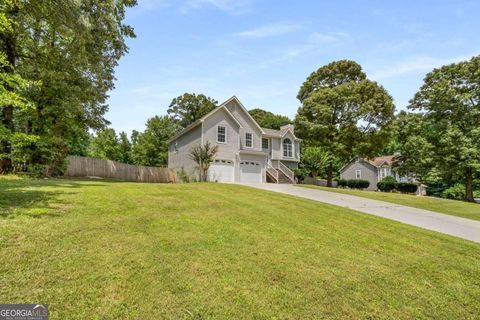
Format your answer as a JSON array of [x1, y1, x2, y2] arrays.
[[278, 161, 295, 183], [266, 163, 279, 183]]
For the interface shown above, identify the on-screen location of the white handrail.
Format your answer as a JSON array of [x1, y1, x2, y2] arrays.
[[266, 163, 279, 183], [278, 162, 295, 183]]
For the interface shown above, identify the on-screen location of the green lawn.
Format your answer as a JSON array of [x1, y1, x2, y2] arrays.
[[298, 184, 480, 221], [1, 177, 479, 319]]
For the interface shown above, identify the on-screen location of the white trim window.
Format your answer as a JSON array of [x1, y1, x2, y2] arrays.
[[245, 132, 253, 148], [379, 167, 391, 180], [355, 169, 362, 179], [262, 138, 269, 149], [283, 138, 293, 157], [174, 141, 178, 153], [217, 126, 226, 143]]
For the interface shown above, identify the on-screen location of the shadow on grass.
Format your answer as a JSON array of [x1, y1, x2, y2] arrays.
[[0, 177, 104, 219]]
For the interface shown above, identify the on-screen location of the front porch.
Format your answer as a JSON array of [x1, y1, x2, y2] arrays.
[[266, 160, 296, 184]]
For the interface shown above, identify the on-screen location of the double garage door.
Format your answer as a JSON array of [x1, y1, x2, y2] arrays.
[[208, 160, 263, 183]]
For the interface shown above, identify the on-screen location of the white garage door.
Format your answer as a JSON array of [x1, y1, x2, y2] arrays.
[[208, 159, 234, 183], [240, 161, 262, 183]]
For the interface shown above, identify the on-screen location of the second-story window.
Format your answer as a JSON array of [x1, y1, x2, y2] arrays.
[[245, 132, 252, 148], [217, 126, 226, 143], [283, 138, 292, 157], [262, 138, 269, 149]]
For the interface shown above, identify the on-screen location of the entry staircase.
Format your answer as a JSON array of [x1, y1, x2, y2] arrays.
[[266, 162, 295, 184]]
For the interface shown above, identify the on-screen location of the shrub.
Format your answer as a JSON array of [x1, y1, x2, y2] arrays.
[[440, 183, 478, 200], [337, 179, 347, 188], [347, 179, 370, 189], [377, 176, 397, 192], [396, 182, 418, 194], [294, 167, 310, 183], [426, 182, 449, 197]]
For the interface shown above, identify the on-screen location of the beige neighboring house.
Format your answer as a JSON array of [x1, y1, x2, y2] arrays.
[[340, 155, 415, 191], [167, 96, 301, 183]]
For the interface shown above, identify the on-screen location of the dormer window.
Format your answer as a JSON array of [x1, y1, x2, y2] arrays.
[[245, 132, 252, 148], [217, 126, 226, 143], [283, 138, 292, 157]]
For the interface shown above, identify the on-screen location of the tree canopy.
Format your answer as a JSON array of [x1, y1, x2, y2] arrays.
[[400, 55, 480, 202], [0, 0, 136, 174], [295, 60, 396, 186], [167, 93, 218, 129], [131, 116, 179, 167], [248, 108, 291, 130]]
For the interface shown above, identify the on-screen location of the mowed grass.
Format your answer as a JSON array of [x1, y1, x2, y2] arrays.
[[1, 177, 479, 319], [299, 184, 480, 221]]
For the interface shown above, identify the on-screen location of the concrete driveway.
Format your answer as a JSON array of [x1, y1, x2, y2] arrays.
[[241, 183, 480, 243]]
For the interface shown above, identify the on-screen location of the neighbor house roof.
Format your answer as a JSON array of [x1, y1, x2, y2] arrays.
[[340, 155, 398, 173], [367, 155, 396, 167]]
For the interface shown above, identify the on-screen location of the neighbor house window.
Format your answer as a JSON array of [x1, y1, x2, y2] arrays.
[[245, 132, 252, 148], [262, 138, 269, 149], [356, 169, 362, 179], [283, 138, 292, 157], [174, 141, 178, 152], [380, 167, 391, 179], [217, 126, 226, 143]]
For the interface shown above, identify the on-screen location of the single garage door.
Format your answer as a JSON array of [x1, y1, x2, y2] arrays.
[[208, 159, 234, 183], [240, 161, 262, 183]]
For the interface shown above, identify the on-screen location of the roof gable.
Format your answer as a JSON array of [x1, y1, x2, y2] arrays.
[[222, 96, 265, 134], [166, 104, 242, 144]]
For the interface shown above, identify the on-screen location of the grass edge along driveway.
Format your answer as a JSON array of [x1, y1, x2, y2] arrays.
[[297, 184, 480, 221]]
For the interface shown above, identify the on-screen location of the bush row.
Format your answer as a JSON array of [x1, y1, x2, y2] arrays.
[[338, 179, 370, 189], [377, 177, 418, 194]]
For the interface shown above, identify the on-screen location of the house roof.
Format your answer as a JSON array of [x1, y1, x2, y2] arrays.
[[339, 155, 397, 173], [166, 98, 243, 144], [367, 155, 396, 167], [222, 96, 265, 134], [262, 126, 301, 141], [262, 128, 283, 137], [166, 96, 300, 144]]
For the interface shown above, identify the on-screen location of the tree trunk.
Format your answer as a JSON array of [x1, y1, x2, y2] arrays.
[[465, 168, 475, 202], [326, 163, 333, 187]]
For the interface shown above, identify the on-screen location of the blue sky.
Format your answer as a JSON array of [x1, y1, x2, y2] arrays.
[[107, 0, 480, 133]]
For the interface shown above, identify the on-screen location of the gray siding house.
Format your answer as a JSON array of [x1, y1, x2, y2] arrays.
[[340, 155, 413, 191], [167, 96, 301, 183]]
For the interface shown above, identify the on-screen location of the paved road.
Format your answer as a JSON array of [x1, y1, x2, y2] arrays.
[[241, 183, 480, 243]]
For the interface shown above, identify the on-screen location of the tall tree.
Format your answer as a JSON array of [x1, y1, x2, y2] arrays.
[[407, 55, 480, 202], [1, 0, 136, 174], [167, 93, 218, 128], [131, 116, 179, 167], [248, 108, 291, 130], [295, 60, 396, 186]]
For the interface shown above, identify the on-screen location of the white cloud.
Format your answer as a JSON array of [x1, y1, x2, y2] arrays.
[[182, 0, 254, 14], [285, 31, 349, 57], [369, 54, 476, 80], [234, 23, 301, 39]]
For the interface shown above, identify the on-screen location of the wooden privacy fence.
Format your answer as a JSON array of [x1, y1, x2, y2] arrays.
[[66, 156, 176, 183]]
